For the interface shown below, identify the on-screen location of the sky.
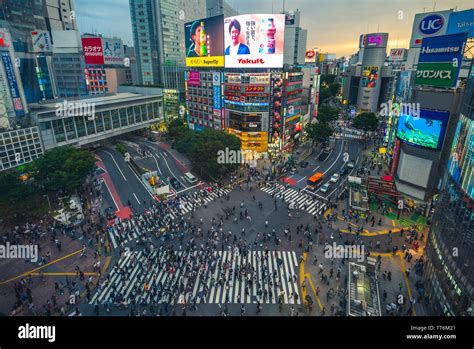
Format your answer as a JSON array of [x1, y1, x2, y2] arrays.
[[76, 0, 472, 57]]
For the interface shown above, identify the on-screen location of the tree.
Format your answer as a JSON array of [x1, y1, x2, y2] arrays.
[[0, 171, 48, 223], [27, 146, 96, 194], [317, 105, 339, 123], [174, 128, 241, 180], [352, 112, 379, 132], [168, 118, 190, 142], [305, 122, 334, 147]]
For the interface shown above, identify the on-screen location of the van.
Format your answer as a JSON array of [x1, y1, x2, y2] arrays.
[[184, 172, 198, 184]]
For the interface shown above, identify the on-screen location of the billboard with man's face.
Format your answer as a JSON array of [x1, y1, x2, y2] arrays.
[[224, 14, 285, 68], [185, 15, 224, 67]]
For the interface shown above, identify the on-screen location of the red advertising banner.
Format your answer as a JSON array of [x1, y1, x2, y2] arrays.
[[82, 38, 105, 65], [244, 85, 266, 93]]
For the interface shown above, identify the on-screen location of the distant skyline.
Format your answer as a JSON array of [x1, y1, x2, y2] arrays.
[[76, 0, 472, 57]]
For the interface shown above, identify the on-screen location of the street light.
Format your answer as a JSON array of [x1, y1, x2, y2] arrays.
[[43, 194, 52, 211]]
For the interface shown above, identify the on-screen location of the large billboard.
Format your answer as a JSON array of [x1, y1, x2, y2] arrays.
[[396, 70, 413, 102], [415, 33, 467, 88], [0, 51, 25, 117], [389, 48, 407, 61], [269, 73, 283, 143], [185, 15, 224, 67], [224, 14, 285, 68], [447, 9, 474, 38], [448, 113, 473, 199], [81, 37, 105, 65], [31, 31, 52, 53], [409, 11, 451, 47], [364, 33, 388, 48], [361, 66, 379, 88], [102, 37, 124, 65], [305, 48, 316, 63], [396, 109, 449, 150]]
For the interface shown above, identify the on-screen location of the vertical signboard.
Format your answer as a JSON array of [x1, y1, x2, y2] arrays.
[[269, 73, 283, 143], [81, 37, 105, 65], [0, 51, 25, 117], [447, 9, 474, 38]]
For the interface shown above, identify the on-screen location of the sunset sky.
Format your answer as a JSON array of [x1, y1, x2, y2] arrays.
[[76, 0, 473, 57]]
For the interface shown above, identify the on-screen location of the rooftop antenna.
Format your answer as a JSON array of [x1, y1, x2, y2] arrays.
[[283, 0, 285, 13], [377, 24, 380, 33], [433, 1, 437, 11]]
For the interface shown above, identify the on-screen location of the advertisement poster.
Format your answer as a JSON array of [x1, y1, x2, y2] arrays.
[[305, 48, 316, 63], [396, 109, 449, 150], [81, 37, 105, 65], [361, 66, 379, 88], [31, 31, 52, 53], [0, 51, 25, 117], [102, 37, 124, 65], [415, 33, 467, 88], [224, 14, 285, 68], [188, 71, 201, 86], [447, 9, 474, 38], [185, 15, 224, 67], [448, 114, 473, 199], [269, 73, 283, 142], [396, 70, 413, 102], [409, 11, 451, 47]]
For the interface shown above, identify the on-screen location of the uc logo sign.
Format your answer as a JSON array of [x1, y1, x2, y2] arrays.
[[419, 14, 444, 35]]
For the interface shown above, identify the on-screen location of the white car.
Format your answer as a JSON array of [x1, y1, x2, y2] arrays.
[[330, 173, 340, 183], [320, 182, 331, 193]]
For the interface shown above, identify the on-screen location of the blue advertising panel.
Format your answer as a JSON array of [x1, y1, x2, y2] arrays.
[[447, 9, 474, 38], [448, 114, 474, 199], [419, 32, 467, 63], [0, 51, 25, 116], [396, 109, 449, 150], [213, 85, 221, 110]]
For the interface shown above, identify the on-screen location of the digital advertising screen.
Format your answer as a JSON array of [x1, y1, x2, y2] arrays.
[[185, 15, 224, 67], [396, 109, 449, 150], [224, 14, 285, 68], [448, 114, 474, 199], [361, 66, 379, 88]]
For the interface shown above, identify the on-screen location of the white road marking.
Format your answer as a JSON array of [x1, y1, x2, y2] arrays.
[[133, 193, 141, 205], [102, 150, 127, 181]]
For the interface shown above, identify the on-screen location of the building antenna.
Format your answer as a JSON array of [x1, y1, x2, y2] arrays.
[[283, 0, 285, 13], [377, 24, 380, 33], [433, 1, 437, 11]]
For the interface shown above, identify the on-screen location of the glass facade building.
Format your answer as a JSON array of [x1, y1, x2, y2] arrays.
[[0, 127, 44, 171], [423, 62, 474, 316]]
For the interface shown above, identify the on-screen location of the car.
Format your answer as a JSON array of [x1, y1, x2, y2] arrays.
[[320, 182, 331, 193], [330, 173, 340, 183], [169, 178, 182, 190], [339, 166, 348, 176], [289, 167, 297, 175], [299, 161, 309, 168], [347, 160, 355, 169]]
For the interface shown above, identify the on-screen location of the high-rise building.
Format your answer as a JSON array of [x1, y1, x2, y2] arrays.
[[206, 0, 239, 18], [423, 61, 474, 316], [283, 10, 307, 66], [44, 0, 77, 34]]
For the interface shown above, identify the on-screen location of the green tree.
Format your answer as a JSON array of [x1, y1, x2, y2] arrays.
[[317, 105, 339, 123], [168, 118, 190, 142], [0, 171, 48, 223], [352, 112, 379, 132], [27, 146, 96, 194], [305, 122, 334, 147]]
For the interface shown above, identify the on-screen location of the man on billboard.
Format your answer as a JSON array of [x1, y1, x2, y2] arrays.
[[225, 19, 250, 55], [187, 21, 202, 57]]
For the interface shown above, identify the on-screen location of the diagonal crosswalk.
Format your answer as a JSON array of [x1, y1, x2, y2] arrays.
[[91, 249, 302, 305], [260, 182, 327, 216]]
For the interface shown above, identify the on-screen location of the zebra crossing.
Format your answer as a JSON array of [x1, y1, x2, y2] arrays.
[[334, 132, 365, 140], [260, 182, 327, 216], [107, 186, 232, 248], [91, 249, 302, 305], [167, 186, 232, 220]]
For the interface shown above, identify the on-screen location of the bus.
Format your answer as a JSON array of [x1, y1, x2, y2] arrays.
[[307, 172, 324, 190]]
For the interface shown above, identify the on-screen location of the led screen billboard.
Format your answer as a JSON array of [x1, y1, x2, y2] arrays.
[[396, 109, 449, 150], [448, 114, 473, 199], [224, 14, 285, 68], [185, 15, 224, 67], [361, 66, 379, 88]]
